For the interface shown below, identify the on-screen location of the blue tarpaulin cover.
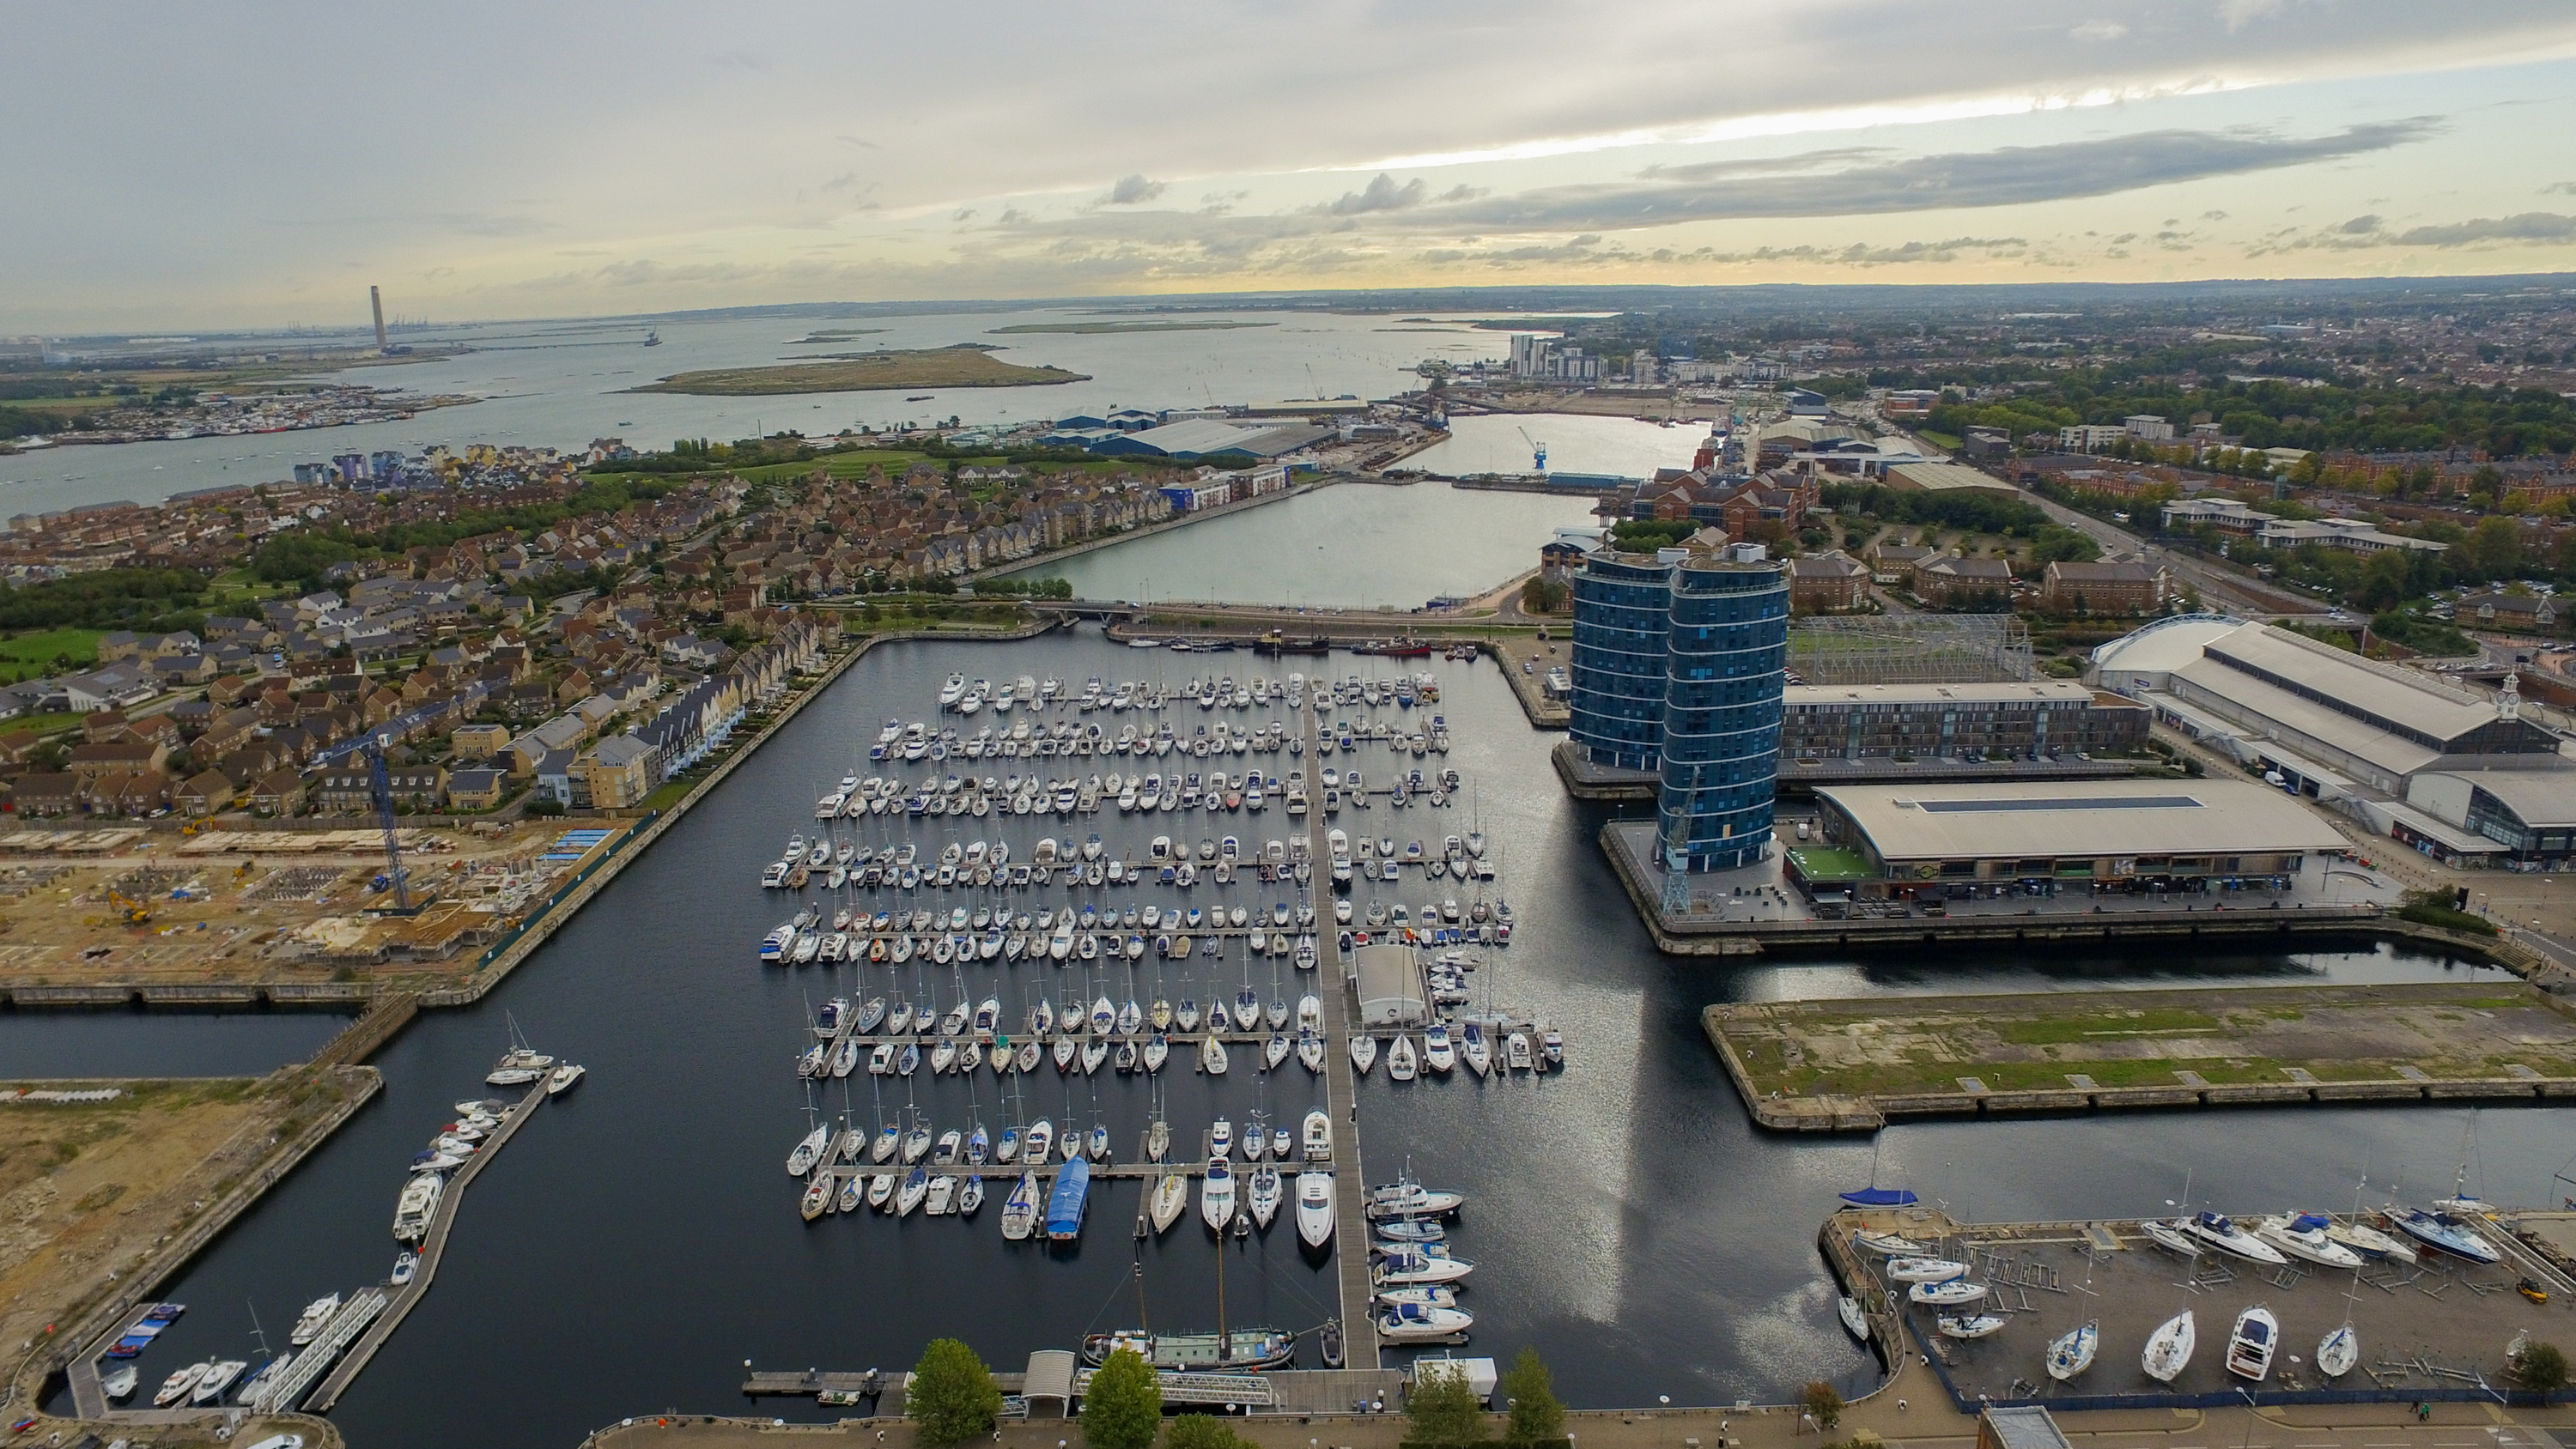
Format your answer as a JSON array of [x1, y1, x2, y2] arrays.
[[1839, 1187, 1920, 1207]]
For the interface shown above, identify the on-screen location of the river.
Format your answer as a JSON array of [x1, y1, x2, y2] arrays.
[[0, 310, 1519, 521], [56, 620, 2549, 1446]]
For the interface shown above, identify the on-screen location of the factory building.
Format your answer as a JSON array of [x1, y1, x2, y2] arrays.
[[1568, 545, 1790, 870], [1794, 778, 2345, 902]]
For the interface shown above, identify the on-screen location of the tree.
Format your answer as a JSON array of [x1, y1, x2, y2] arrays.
[[1501, 1348, 1565, 1447], [2518, 1340, 2569, 1395], [1406, 1360, 1492, 1447], [1081, 1347, 1163, 1449], [908, 1337, 1003, 1449], [1167, 1416, 1246, 1449], [1801, 1380, 1844, 1432], [2028, 524, 2101, 566]]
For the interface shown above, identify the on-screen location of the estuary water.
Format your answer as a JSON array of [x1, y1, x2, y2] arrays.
[[0, 310, 1516, 519], [1005, 482, 1599, 608], [68, 622, 2553, 1448]]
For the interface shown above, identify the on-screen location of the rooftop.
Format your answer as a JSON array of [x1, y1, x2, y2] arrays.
[[1817, 777, 2347, 862]]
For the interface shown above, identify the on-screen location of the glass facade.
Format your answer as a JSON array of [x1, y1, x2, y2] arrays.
[[1657, 558, 1789, 871], [1569, 554, 1675, 771]]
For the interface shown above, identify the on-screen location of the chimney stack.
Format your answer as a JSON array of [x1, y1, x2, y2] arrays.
[[370, 286, 388, 353]]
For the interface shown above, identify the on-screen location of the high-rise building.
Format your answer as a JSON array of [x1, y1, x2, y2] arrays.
[[1657, 552, 1790, 870], [370, 285, 388, 353], [1570, 544, 1789, 871]]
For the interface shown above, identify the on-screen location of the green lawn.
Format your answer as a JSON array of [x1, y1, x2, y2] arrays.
[[0, 627, 106, 674]]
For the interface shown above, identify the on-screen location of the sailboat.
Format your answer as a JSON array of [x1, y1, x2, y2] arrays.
[[1001, 1172, 1042, 1240], [2316, 1324, 2359, 1378], [2045, 1320, 2099, 1380], [1150, 1172, 1190, 1234], [1349, 1033, 1377, 1076], [2142, 1309, 2196, 1383]]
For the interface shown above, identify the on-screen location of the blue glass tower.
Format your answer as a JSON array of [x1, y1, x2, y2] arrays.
[[1569, 553, 1675, 772], [1657, 555, 1789, 871]]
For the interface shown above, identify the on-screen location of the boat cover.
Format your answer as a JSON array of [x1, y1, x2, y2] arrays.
[[2289, 1213, 2331, 1232], [1839, 1187, 1920, 1207]]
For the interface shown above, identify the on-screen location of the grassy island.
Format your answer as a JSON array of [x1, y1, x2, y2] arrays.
[[631, 348, 1089, 395]]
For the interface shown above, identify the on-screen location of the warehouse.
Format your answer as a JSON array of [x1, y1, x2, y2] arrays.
[[2403, 768, 2576, 864], [1799, 777, 2346, 900], [1087, 419, 1331, 462]]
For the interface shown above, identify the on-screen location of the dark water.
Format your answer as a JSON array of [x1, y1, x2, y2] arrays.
[[67, 631, 2557, 1444], [0, 1008, 351, 1079]]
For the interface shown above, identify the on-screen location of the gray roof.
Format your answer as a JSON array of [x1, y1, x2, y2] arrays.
[[2445, 768, 2576, 829], [1786, 680, 2108, 710], [1818, 778, 2345, 862], [2186, 623, 2504, 751]]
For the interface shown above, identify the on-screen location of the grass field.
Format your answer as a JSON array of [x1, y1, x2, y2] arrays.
[[629, 350, 1091, 396], [0, 627, 105, 673]]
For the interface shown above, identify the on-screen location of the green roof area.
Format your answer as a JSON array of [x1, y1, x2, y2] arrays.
[[1784, 846, 1877, 883]]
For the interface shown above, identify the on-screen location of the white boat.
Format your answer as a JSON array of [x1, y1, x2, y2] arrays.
[[2391, 1206, 2502, 1264], [896, 1167, 929, 1216], [1350, 1034, 1377, 1076], [1459, 1022, 1491, 1076], [392, 1249, 419, 1285], [155, 1361, 210, 1406], [2139, 1218, 2202, 1258], [1200, 1034, 1230, 1075], [100, 1364, 140, 1400], [2142, 1309, 2196, 1383], [2324, 1217, 2417, 1265], [1376, 1301, 1473, 1342], [1303, 1108, 1333, 1161], [1422, 1024, 1455, 1074], [1249, 1164, 1283, 1228], [1387, 1034, 1419, 1081], [1885, 1256, 1970, 1282], [1837, 1295, 1869, 1342], [2046, 1319, 2099, 1381], [1002, 1173, 1042, 1240], [289, 1293, 343, 1345], [1851, 1229, 1930, 1257], [1373, 1247, 1473, 1284], [787, 1123, 829, 1176], [1297, 1171, 1336, 1247], [1150, 1173, 1190, 1234], [192, 1358, 248, 1404], [1200, 1157, 1237, 1231], [547, 1062, 586, 1095], [1908, 1278, 1988, 1306], [2226, 1306, 2278, 1381], [2185, 1211, 2289, 1265], [1936, 1314, 2008, 1340], [1377, 1285, 1460, 1309], [392, 1173, 442, 1242], [2256, 1213, 2364, 1269], [2316, 1324, 2359, 1379]]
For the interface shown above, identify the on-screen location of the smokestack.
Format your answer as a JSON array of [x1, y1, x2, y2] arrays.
[[370, 286, 388, 352]]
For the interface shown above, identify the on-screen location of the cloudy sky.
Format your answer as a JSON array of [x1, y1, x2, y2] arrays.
[[11, 0, 2576, 331]]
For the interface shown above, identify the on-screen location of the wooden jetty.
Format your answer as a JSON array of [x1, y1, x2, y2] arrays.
[[1306, 708, 1378, 1367], [303, 1081, 548, 1410]]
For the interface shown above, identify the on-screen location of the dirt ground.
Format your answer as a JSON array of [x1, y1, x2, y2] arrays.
[[0, 1070, 368, 1373], [0, 818, 630, 990]]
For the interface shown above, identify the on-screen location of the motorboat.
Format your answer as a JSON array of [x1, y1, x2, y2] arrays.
[[2138, 1218, 2202, 1258], [192, 1358, 249, 1404], [392, 1249, 418, 1285], [1907, 1278, 1988, 1307], [2142, 1309, 2196, 1383], [1374, 1246, 1473, 1284], [1350, 1034, 1377, 1076], [1024, 1119, 1054, 1164], [392, 1173, 443, 1242], [1885, 1256, 1970, 1282], [2185, 1211, 2288, 1265], [2046, 1319, 2099, 1381], [1422, 1024, 1455, 1074], [2226, 1306, 2279, 1382], [290, 1293, 343, 1346], [2391, 1205, 2502, 1264], [2316, 1324, 2359, 1378], [2257, 1213, 2364, 1269], [101, 1363, 140, 1400], [155, 1361, 212, 1407], [2324, 1217, 2417, 1265], [1376, 1301, 1473, 1342], [1936, 1314, 2007, 1340], [1303, 1108, 1333, 1161], [1297, 1171, 1336, 1247], [1837, 1295, 1869, 1342], [1365, 1180, 1463, 1219], [1200, 1157, 1237, 1231]]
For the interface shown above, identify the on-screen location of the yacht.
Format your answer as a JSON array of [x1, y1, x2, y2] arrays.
[[1387, 1033, 1419, 1081], [2226, 1306, 2279, 1381], [1376, 1301, 1473, 1343], [1200, 1156, 1237, 1231], [2317, 1324, 2360, 1379], [1935, 1314, 2007, 1340], [155, 1362, 211, 1407], [2184, 1211, 2289, 1265], [2046, 1319, 2100, 1381], [191, 1359, 248, 1404], [1302, 1108, 1333, 1161], [1249, 1163, 1284, 1228], [1200, 1034, 1230, 1075], [100, 1364, 140, 1401], [392, 1173, 443, 1242], [1150, 1173, 1190, 1234], [1885, 1256, 1971, 1282], [290, 1293, 343, 1346], [1296, 1170, 1337, 1247], [1349, 1033, 1377, 1076], [1001, 1173, 1042, 1240], [2256, 1213, 2365, 1268], [2391, 1205, 2502, 1264], [1422, 1024, 1455, 1074], [2142, 1309, 2196, 1383]]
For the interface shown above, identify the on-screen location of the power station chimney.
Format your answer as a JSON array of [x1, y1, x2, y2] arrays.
[[370, 286, 388, 353]]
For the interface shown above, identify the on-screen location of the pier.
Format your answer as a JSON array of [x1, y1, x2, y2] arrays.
[[302, 1080, 549, 1411], [1305, 706, 1379, 1367]]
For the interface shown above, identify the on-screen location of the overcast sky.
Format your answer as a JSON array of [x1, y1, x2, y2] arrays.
[[10, 1, 2576, 331]]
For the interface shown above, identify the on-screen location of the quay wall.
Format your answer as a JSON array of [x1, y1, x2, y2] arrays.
[[956, 475, 1334, 585]]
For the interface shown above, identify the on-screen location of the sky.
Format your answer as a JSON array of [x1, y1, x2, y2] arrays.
[[10, 0, 2576, 332]]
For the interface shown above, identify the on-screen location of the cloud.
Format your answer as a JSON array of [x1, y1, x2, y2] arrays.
[[1103, 174, 1166, 204], [2071, 19, 2131, 39], [1322, 173, 1428, 215], [2389, 211, 2576, 246], [835, 134, 881, 149]]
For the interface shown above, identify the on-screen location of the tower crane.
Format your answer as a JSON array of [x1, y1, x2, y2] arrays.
[[1517, 426, 1546, 473], [362, 734, 428, 914]]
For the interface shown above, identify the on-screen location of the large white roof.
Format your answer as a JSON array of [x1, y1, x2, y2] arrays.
[[1819, 777, 2346, 862], [2088, 615, 2242, 676]]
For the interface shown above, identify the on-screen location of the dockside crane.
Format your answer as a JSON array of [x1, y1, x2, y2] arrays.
[[1517, 426, 1546, 472]]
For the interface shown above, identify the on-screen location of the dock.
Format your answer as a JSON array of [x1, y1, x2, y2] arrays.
[[302, 1080, 549, 1411], [738, 1361, 1408, 1416], [1820, 1203, 2576, 1409], [1306, 707, 1379, 1367]]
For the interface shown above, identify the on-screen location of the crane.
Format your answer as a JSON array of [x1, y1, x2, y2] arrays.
[[361, 735, 426, 914], [1517, 426, 1546, 473]]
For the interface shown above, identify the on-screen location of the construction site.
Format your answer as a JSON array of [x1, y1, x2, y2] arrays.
[[0, 815, 637, 998]]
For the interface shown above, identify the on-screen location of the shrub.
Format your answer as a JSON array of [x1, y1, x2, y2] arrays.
[[1167, 1416, 1248, 1449], [2517, 1340, 2569, 1394]]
